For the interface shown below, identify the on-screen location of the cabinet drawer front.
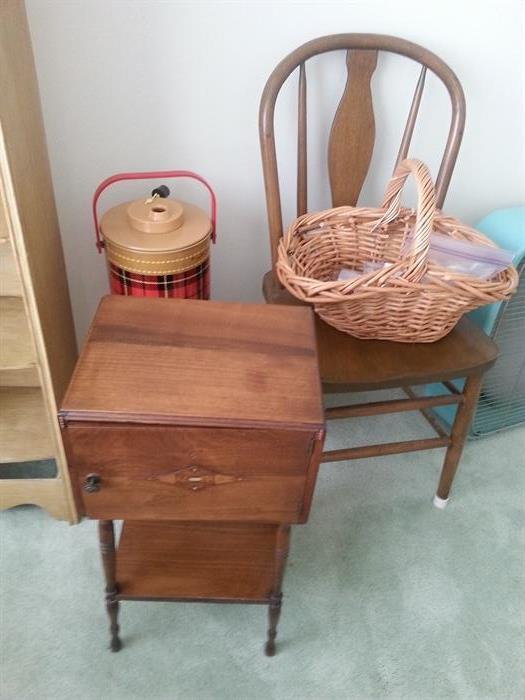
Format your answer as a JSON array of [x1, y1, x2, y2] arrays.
[[64, 425, 315, 522]]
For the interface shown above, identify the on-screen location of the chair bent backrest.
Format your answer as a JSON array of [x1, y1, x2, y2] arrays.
[[259, 33, 466, 271]]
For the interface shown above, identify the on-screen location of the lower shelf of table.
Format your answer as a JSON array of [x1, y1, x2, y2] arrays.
[[116, 521, 279, 604]]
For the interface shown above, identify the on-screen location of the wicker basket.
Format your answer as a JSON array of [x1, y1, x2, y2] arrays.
[[276, 159, 518, 343]]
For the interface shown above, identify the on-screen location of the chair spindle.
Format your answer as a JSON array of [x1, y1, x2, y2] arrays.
[[394, 65, 427, 172], [297, 62, 308, 216]]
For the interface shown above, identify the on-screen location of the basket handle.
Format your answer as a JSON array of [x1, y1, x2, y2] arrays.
[[378, 159, 436, 281], [92, 170, 217, 253]]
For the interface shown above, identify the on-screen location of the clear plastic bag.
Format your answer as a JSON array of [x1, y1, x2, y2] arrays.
[[337, 233, 514, 283], [337, 231, 514, 283], [405, 231, 514, 279], [337, 268, 362, 281]]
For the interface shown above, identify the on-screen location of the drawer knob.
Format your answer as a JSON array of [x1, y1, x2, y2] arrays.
[[83, 473, 101, 493]]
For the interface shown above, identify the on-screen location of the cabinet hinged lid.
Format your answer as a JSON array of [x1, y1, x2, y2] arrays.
[[60, 296, 324, 431]]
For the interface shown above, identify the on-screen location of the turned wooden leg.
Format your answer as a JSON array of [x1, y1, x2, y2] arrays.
[[265, 593, 283, 657], [98, 520, 122, 652], [435, 374, 483, 507], [265, 525, 290, 657]]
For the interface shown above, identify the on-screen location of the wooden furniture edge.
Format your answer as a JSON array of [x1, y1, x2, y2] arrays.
[[0, 478, 74, 522], [0, 153, 77, 523]]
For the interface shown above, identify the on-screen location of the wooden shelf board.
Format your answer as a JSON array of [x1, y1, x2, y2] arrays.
[[116, 521, 278, 603], [0, 296, 37, 370], [0, 365, 40, 387], [0, 238, 22, 296], [0, 387, 54, 463]]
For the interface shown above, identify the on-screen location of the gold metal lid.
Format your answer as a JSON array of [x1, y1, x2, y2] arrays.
[[101, 197, 211, 254], [127, 197, 185, 234]]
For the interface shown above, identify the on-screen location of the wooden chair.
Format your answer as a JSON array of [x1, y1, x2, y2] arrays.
[[259, 34, 498, 508]]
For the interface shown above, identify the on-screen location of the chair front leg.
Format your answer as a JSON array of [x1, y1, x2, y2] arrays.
[[434, 373, 483, 508]]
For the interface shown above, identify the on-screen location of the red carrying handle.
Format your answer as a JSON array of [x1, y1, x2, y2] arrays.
[[92, 170, 217, 252]]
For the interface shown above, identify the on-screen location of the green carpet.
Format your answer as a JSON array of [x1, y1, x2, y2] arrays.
[[1, 392, 524, 700]]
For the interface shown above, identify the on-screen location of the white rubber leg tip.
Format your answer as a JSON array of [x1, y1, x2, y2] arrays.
[[433, 494, 449, 510]]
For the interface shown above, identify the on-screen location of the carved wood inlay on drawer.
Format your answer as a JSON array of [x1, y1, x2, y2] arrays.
[[148, 465, 244, 491]]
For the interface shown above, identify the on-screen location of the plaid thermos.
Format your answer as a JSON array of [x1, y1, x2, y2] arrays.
[[93, 171, 216, 298]]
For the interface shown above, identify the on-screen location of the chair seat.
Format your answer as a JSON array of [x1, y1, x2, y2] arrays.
[[263, 271, 498, 390]]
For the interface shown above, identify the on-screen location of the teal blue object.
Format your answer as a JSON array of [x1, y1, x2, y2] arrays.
[[426, 207, 525, 433], [467, 207, 525, 335]]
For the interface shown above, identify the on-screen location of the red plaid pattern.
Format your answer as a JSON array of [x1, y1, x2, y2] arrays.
[[108, 261, 210, 299]]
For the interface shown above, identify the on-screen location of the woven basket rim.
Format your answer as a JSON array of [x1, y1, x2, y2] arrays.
[[277, 207, 517, 305]]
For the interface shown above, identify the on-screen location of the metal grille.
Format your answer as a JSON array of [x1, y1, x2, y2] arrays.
[[471, 257, 525, 436]]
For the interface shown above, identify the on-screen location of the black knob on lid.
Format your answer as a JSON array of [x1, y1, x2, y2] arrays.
[[151, 185, 170, 198]]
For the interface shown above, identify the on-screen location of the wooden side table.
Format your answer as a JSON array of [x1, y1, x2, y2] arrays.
[[59, 296, 325, 655]]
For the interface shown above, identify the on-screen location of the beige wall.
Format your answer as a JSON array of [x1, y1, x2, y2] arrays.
[[26, 0, 525, 341]]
